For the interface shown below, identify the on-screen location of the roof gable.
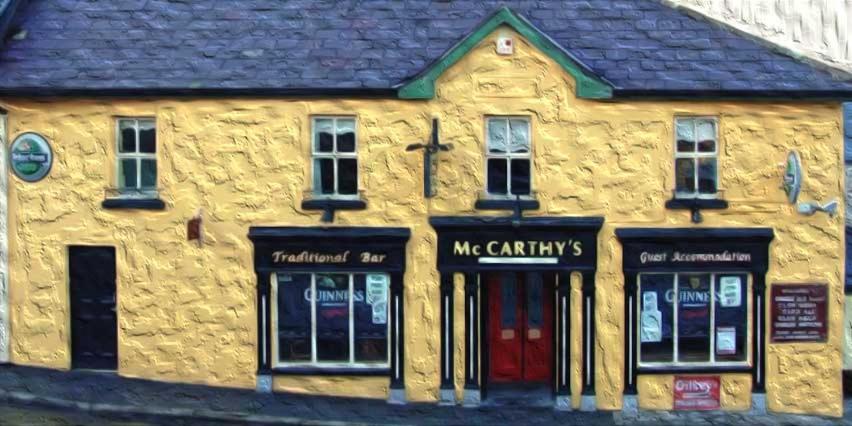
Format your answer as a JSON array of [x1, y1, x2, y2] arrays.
[[397, 7, 613, 100]]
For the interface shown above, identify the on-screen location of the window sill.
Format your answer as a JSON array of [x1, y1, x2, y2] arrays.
[[301, 198, 367, 223], [664, 197, 728, 223], [475, 198, 540, 211], [637, 365, 750, 375], [102, 198, 165, 210], [271, 366, 390, 376]]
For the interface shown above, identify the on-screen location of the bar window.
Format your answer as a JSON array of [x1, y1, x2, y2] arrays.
[[486, 117, 531, 196], [674, 117, 718, 198], [637, 272, 749, 366], [273, 272, 390, 368], [312, 117, 358, 197], [116, 118, 157, 196]]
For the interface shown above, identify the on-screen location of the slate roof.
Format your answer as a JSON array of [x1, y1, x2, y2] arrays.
[[1, 0, 851, 97]]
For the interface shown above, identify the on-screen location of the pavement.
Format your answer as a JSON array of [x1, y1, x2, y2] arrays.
[[0, 365, 848, 425]]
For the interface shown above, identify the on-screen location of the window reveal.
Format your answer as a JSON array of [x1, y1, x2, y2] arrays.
[[486, 117, 531, 196], [274, 272, 389, 368], [116, 118, 157, 195], [674, 118, 718, 198], [312, 117, 358, 197], [637, 272, 748, 366]]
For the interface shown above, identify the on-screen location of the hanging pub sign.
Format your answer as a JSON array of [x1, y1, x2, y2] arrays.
[[770, 283, 828, 343], [10, 132, 53, 182], [783, 151, 802, 204], [673, 376, 720, 410]]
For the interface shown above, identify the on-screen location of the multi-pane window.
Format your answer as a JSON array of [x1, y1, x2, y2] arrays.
[[274, 272, 389, 368], [675, 117, 718, 198], [117, 118, 157, 195], [312, 117, 357, 197], [638, 272, 749, 366], [486, 117, 531, 196]]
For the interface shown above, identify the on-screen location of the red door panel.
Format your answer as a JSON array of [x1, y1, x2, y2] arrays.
[[522, 273, 553, 382], [488, 273, 522, 382], [488, 272, 554, 384]]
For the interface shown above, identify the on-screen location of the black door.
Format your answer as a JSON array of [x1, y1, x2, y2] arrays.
[[70, 246, 117, 370]]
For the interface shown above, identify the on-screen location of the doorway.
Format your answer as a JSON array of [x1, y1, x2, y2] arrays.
[[69, 246, 117, 370], [485, 272, 554, 404]]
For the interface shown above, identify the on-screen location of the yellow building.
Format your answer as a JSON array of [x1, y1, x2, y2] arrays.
[[0, 1, 848, 418]]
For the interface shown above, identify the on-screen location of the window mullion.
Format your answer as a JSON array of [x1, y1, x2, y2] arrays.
[[311, 274, 317, 364], [710, 273, 716, 363], [673, 274, 679, 363], [349, 274, 355, 365], [692, 157, 699, 196], [506, 158, 512, 195]]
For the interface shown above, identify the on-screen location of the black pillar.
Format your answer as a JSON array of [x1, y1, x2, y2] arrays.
[[556, 272, 571, 397], [752, 274, 766, 393], [390, 272, 405, 390], [464, 272, 479, 391], [581, 271, 596, 396], [439, 272, 455, 393], [256, 273, 272, 374], [623, 274, 638, 395]]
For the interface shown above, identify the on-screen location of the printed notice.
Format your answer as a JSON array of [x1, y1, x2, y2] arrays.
[[716, 327, 736, 355], [718, 276, 741, 307], [366, 274, 389, 325], [770, 284, 828, 343], [641, 292, 662, 342]]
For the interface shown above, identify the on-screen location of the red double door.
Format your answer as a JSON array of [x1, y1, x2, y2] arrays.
[[487, 272, 554, 383]]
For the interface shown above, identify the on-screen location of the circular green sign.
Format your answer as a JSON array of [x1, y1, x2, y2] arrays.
[[10, 132, 53, 182]]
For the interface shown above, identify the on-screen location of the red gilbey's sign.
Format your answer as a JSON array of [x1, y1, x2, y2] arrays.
[[673, 376, 720, 410]]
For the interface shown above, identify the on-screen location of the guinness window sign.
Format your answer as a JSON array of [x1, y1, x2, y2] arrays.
[[10, 132, 52, 182]]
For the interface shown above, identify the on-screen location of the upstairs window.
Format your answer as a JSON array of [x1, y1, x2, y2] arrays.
[[312, 117, 358, 197], [486, 117, 531, 196], [116, 118, 157, 196], [675, 117, 718, 198]]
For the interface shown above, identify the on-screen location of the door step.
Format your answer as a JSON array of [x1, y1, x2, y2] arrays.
[[482, 383, 553, 408]]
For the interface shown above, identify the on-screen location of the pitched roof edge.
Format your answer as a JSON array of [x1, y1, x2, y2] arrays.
[[0, 0, 25, 49], [0, 87, 401, 98], [396, 7, 614, 100], [612, 88, 852, 101], [658, 0, 852, 81]]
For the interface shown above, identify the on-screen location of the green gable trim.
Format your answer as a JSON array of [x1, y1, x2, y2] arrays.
[[397, 7, 613, 100]]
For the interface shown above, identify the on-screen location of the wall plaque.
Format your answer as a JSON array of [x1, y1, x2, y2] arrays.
[[673, 376, 720, 410], [770, 284, 828, 343], [10, 132, 52, 182]]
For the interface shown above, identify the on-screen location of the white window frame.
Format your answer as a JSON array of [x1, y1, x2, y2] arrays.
[[485, 116, 532, 198], [636, 272, 751, 368], [674, 117, 719, 199], [271, 271, 391, 369], [311, 116, 359, 199], [115, 117, 157, 198]]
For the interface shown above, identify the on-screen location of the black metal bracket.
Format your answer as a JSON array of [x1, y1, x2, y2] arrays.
[[301, 199, 367, 223], [664, 197, 728, 223]]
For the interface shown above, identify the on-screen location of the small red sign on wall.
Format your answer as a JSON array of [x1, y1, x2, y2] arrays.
[[674, 376, 720, 410]]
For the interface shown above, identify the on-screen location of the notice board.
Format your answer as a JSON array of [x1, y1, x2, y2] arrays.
[[770, 284, 828, 343]]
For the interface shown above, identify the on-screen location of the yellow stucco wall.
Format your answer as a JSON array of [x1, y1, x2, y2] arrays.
[[1, 26, 844, 416]]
